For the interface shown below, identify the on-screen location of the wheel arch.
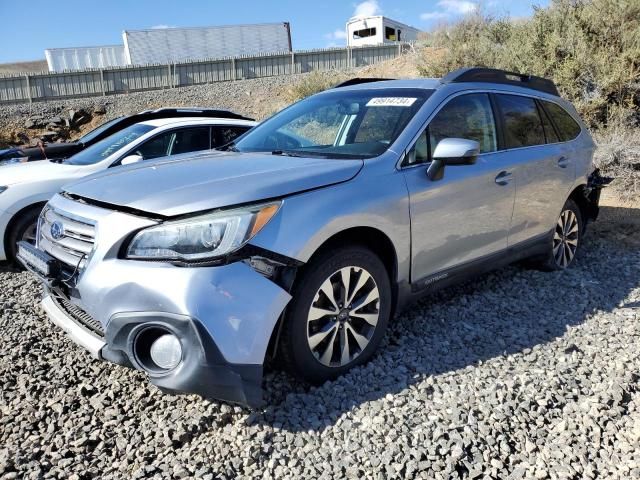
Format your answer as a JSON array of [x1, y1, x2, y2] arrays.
[[565, 181, 598, 228], [3, 202, 46, 257], [265, 226, 400, 362]]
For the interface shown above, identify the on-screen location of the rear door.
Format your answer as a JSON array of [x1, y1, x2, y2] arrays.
[[402, 93, 517, 283], [494, 94, 575, 246]]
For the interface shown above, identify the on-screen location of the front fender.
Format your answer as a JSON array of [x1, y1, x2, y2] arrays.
[[249, 167, 411, 284]]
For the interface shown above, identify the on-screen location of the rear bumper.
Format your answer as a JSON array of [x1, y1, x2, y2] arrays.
[[584, 168, 613, 221]]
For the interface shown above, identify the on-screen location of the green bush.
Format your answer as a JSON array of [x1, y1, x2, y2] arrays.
[[417, 0, 640, 129]]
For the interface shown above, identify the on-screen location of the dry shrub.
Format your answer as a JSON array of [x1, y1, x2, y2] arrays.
[[283, 70, 349, 103], [594, 126, 640, 201], [417, 0, 640, 130]]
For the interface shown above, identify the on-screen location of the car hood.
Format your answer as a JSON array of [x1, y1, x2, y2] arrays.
[[65, 151, 364, 217], [0, 159, 83, 185]]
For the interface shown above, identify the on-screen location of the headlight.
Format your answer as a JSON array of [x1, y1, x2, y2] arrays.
[[126, 202, 281, 262], [0, 186, 7, 194]]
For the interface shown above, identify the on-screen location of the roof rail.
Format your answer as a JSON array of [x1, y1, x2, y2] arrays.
[[137, 107, 254, 121], [441, 67, 559, 96], [333, 78, 394, 88]]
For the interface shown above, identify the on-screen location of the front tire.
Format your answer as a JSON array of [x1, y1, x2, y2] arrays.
[[279, 246, 392, 384], [536, 199, 582, 271]]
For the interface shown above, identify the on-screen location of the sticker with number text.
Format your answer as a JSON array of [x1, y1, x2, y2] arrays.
[[366, 97, 417, 107]]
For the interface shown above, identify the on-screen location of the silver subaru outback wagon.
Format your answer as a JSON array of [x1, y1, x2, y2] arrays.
[[19, 68, 607, 407]]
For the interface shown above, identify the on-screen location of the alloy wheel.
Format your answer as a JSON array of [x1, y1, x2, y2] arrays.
[[553, 209, 579, 268], [306, 266, 380, 367]]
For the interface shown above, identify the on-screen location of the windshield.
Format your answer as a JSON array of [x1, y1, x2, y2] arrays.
[[66, 124, 155, 166], [77, 116, 124, 144], [233, 88, 432, 159]]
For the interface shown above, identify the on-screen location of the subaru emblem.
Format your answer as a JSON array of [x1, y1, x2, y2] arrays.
[[50, 221, 64, 240]]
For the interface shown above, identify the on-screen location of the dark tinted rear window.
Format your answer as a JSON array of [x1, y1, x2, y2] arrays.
[[497, 94, 545, 148], [543, 101, 582, 141]]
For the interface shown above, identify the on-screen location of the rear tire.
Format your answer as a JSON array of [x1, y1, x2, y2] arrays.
[[535, 198, 582, 271], [6, 206, 41, 265], [279, 246, 392, 384]]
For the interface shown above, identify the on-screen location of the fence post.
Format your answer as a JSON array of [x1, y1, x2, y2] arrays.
[[291, 52, 295, 75], [167, 64, 171, 88], [24, 74, 32, 104], [231, 57, 236, 81], [100, 69, 106, 95]]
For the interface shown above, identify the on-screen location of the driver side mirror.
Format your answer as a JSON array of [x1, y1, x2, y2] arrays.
[[121, 154, 143, 166], [427, 138, 480, 181]]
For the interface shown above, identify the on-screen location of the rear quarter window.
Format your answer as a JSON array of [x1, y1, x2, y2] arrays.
[[543, 101, 582, 141]]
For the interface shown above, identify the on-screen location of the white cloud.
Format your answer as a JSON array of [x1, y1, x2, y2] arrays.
[[420, 0, 478, 23], [439, 0, 476, 14], [150, 24, 173, 29], [325, 29, 347, 40], [324, 29, 347, 47], [420, 11, 450, 20], [353, 0, 382, 18]]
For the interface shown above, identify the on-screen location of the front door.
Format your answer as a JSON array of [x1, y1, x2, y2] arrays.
[[401, 93, 517, 285]]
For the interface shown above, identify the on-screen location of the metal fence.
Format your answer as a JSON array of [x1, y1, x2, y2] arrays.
[[0, 43, 410, 105]]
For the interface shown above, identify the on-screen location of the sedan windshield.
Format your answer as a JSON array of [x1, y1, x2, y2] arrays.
[[66, 124, 155, 166], [233, 88, 432, 159]]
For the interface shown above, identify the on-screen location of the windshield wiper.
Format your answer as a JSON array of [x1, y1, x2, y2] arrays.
[[272, 150, 330, 158]]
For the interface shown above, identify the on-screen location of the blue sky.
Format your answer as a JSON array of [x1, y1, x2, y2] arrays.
[[0, 0, 549, 63]]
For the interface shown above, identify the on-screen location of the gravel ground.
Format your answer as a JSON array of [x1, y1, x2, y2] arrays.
[[1, 198, 639, 480]]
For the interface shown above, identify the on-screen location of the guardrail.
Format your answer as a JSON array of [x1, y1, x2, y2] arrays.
[[0, 43, 411, 105]]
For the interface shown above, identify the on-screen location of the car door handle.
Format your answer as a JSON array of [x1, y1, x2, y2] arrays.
[[495, 171, 512, 186], [557, 156, 570, 168]]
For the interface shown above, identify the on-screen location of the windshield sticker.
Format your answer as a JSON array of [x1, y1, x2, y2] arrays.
[[366, 97, 417, 107]]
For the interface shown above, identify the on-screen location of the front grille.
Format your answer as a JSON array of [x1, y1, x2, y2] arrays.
[[50, 289, 105, 338], [38, 208, 96, 269]]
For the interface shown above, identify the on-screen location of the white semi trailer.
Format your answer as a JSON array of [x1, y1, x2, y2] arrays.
[[45, 45, 127, 72], [123, 22, 293, 65], [44, 22, 292, 71]]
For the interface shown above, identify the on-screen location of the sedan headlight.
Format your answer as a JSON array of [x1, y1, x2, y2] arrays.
[[0, 186, 7, 195], [126, 202, 281, 262]]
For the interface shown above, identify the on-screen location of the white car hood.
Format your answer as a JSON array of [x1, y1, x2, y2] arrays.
[[0, 160, 85, 186]]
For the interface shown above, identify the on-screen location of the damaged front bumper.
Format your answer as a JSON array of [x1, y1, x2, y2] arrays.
[[28, 194, 293, 408]]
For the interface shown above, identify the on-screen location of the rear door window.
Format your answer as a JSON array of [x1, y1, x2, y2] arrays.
[[496, 94, 546, 148], [170, 127, 211, 155], [543, 101, 582, 141], [213, 126, 252, 147]]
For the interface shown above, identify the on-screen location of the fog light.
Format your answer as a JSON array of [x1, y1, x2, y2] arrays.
[[149, 334, 182, 370]]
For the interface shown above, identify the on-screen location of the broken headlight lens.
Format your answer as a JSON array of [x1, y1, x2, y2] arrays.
[[126, 202, 281, 262]]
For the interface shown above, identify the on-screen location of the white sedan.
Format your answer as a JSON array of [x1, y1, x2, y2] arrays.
[[0, 116, 255, 262]]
